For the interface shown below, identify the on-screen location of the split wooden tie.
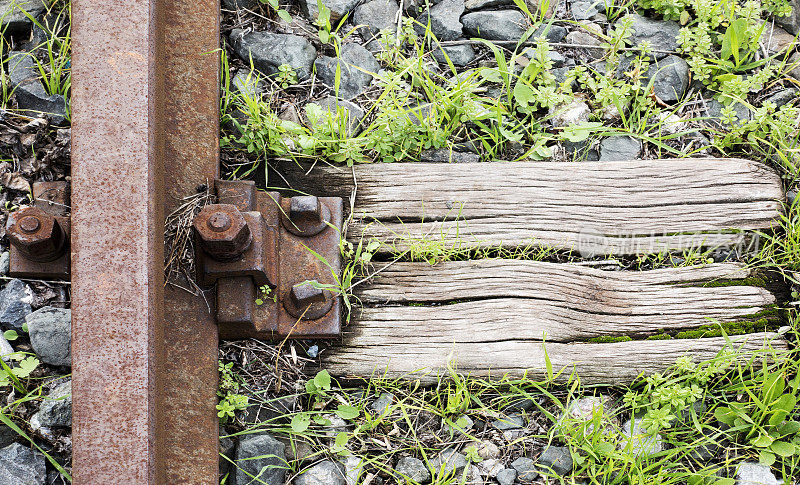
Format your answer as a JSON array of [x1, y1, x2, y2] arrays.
[[278, 157, 788, 385]]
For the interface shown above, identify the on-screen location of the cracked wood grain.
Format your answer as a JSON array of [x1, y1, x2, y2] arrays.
[[324, 333, 787, 385], [323, 261, 787, 384], [276, 158, 783, 255]]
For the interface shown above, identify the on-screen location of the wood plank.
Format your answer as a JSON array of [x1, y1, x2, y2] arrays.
[[324, 333, 788, 385], [351, 261, 780, 342], [275, 158, 784, 255], [323, 261, 787, 384]]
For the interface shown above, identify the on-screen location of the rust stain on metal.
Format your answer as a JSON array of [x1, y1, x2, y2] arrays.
[[8, 181, 71, 280], [159, 0, 221, 482], [215, 189, 343, 340], [71, 0, 165, 482], [72, 0, 219, 482]]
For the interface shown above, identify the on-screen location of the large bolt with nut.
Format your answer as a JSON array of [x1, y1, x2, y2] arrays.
[[284, 280, 334, 320], [281, 196, 331, 237], [6, 207, 67, 262], [193, 204, 252, 261]]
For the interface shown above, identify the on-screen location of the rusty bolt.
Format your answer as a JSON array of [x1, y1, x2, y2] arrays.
[[282, 196, 331, 237], [6, 207, 66, 262], [193, 204, 252, 261], [284, 280, 334, 320]]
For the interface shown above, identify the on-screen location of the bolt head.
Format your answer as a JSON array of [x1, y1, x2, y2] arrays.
[[6, 207, 65, 262], [193, 204, 252, 260], [289, 196, 322, 223], [290, 281, 326, 307]]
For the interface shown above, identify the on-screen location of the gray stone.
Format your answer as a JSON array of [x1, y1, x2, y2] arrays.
[[775, 0, 799, 35], [0, 335, 13, 362], [342, 455, 363, 485], [646, 55, 689, 102], [761, 23, 797, 55], [420, 148, 479, 163], [222, 0, 256, 9], [790, 52, 800, 81], [620, 418, 663, 457], [234, 432, 288, 485], [599, 136, 642, 161], [38, 380, 71, 428], [295, 460, 346, 485], [537, 446, 572, 475], [571, 0, 602, 20], [0, 442, 46, 485], [549, 99, 590, 127], [369, 392, 394, 414], [735, 462, 780, 485], [229, 29, 317, 81], [510, 457, 539, 483], [415, 0, 464, 41], [496, 468, 517, 485], [476, 440, 500, 460], [491, 413, 524, 430], [395, 456, 431, 484], [300, 0, 360, 23], [0, 0, 46, 34], [532, 23, 568, 43], [624, 13, 680, 58], [764, 87, 798, 108], [0, 279, 33, 332], [461, 10, 527, 41], [353, 0, 400, 42], [504, 396, 536, 412], [25, 307, 71, 367], [311, 96, 366, 136], [705, 97, 752, 127], [322, 414, 349, 438], [231, 70, 264, 99], [0, 425, 15, 449], [429, 448, 467, 475], [432, 43, 476, 67], [7, 51, 68, 124], [314, 43, 379, 99], [464, 0, 512, 10], [565, 25, 606, 59], [0, 252, 9, 276]]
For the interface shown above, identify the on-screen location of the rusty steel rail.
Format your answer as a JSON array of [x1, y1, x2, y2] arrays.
[[72, 0, 220, 483]]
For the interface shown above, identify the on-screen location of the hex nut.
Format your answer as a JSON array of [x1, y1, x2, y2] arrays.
[[281, 196, 331, 237], [284, 280, 334, 320], [6, 207, 66, 262], [193, 204, 252, 261]]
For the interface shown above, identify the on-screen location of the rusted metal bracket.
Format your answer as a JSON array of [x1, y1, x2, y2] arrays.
[[6, 181, 71, 280], [194, 180, 343, 339]]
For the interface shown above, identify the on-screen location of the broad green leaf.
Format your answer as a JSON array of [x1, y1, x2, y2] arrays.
[[3, 330, 17, 341], [291, 413, 310, 433], [777, 420, 800, 436], [714, 406, 737, 426], [769, 394, 796, 426], [770, 440, 795, 457], [758, 449, 776, 466], [335, 405, 360, 420], [512, 82, 535, 108], [332, 432, 349, 453], [314, 370, 331, 391], [753, 433, 774, 448]]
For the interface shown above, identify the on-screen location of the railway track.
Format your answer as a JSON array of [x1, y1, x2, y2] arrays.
[[1, 0, 787, 483]]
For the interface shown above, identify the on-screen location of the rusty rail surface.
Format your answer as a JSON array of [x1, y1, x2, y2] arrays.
[[72, 0, 220, 483], [71, 0, 166, 482], [160, 0, 221, 481]]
